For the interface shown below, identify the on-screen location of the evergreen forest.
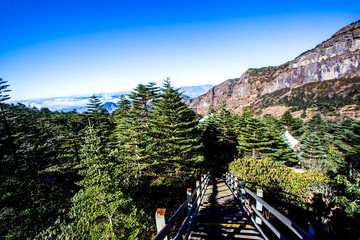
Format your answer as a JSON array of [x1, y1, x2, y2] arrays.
[[1, 78, 359, 239]]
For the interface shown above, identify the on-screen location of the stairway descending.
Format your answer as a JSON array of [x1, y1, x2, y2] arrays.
[[188, 179, 264, 240]]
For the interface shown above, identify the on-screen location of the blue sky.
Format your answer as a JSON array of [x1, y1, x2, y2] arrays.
[[0, 0, 359, 101]]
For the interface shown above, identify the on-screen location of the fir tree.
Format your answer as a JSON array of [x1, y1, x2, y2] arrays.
[[280, 110, 296, 128], [215, 102, 238, 166], [333, 118, 360, 155], [86, 94, 113, 145], [202, 101, 237, 176], [0, 78, 10, 102], [299, 132, 327, 172], [237, 112, 297, 164], [116, 83, 159, 184], [86, 94, 103, 116], [60, 111, 86, 163], [280, 110, 304, 137], [262, 114, 285, 134], [201, 110, 222, 174], [305, 112, 326, 134], [150, 79, 203, 185], [207, 101, 216, 115], [0, 79, 18, 172], [114, 94, 130, 121], [68, 125, 144, 239]]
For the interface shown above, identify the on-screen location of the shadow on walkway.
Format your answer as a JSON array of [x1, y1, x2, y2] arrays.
[[188, 178, 263, 240]]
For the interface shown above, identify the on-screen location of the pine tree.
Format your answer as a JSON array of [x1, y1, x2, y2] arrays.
[[60, 111, 86, 163], [214, 102, 238, 166], [236, 107, 254, 156], [150, 79, 203, 185], [280, 110, 304, 137], [202, 101, 237, 176], [299, 132, 327, 172], [68, 125, 144, 239], [280, 110, 296, 128], [201, 110, 222, 174], [86, 94, 113, 145], [0, 79, 18, 171], [236, 112, 297, 164], [114, 94, 130, 121], [333, 118, 360, 155], [262, 114, 285, 134], [305, 112, 326, 134], [116, 83, 160, 185], [86, 94, 102, 116]]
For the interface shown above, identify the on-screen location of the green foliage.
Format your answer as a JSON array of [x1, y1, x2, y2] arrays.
[[2, 78, 360, 238], [333, 118, 360, 155], [280, 110, 304, 137], [114, 94, 130, 120], [299, 133, 327, 172], [201, 101, 238, 176], [236, 108, 298, 165], [0, 103, 82, 239], [150, 78, 203, 184], [333, 155, 360, 216], [247, 66, 277, 74], [253, 77, 360, 112], [115, 83, 160, 186], [63, 126, 145, 239], [0, 78, 11, 102], [229, 157, 332, 206], [86, 94, 114, 145]]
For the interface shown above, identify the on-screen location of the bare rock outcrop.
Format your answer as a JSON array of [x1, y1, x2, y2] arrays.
[[186, 20, 360, 115]]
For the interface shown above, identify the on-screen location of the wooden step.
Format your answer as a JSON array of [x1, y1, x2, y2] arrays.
[[188, 180, 264, 240]]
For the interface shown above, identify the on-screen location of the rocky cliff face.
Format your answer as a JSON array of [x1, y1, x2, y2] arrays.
[[187, 20, 360, 115]]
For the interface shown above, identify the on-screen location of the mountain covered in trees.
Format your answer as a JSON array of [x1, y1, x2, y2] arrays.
[[1, 76, 360, 239], [187, 20, 360, 118]]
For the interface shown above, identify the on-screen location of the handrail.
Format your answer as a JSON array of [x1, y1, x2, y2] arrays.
[[153, 173, 210, 240], [226, 173, 314, 240]]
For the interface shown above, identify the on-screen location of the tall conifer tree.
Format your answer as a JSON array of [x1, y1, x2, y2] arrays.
[[86, 94, 113, 145], [150, 79, 203, 185], [116, 83, 159, 184], [68, 125, 143, 239], [299, 133, 327, 171]]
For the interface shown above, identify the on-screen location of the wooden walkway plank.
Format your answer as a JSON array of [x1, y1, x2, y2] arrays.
[[188, 179, 264, 240]]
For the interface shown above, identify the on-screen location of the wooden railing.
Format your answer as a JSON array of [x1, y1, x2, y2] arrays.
[[226, 173, 314, 240], [153, 173, 211, 240]]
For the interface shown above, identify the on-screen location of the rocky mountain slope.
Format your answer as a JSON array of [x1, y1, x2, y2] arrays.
[[186, 20, 360, 116]]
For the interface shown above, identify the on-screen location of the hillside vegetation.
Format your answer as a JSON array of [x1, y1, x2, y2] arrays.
[[1, 78, 360, 239], [251, 77, 360, 119]]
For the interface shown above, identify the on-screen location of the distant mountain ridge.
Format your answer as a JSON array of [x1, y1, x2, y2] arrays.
[[186, 20, 360, 117], [179, 84, 214, 98], [102, 102, 118, 113], [13, 84, 214, 113]]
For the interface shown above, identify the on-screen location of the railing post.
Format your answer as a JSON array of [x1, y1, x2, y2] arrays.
[[231, 174, 234, 190], [234, 177, 238, 197], [256, 189, 263, 225], [201, 174, 204, 190], [187, 188, 192, 216], [196, 180, 201, 208], [241, 181, 245, 196], [198, 174, 208, 209], [155, 208, 168, 240]]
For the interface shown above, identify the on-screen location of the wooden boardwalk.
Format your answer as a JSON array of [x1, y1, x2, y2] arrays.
[[188, 179, 264, 240]]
